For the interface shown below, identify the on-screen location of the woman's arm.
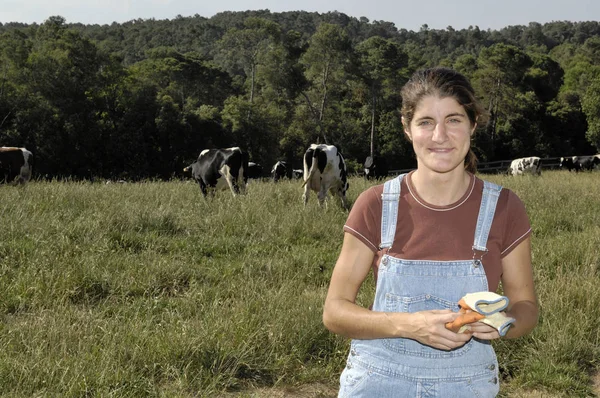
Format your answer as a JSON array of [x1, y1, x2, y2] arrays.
[[499, 236, 538, 338], [471, 237, 538, 340], [323, 233, 471, 350]]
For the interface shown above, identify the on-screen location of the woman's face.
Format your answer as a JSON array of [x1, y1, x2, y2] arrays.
[[403, 95, 476, 175]]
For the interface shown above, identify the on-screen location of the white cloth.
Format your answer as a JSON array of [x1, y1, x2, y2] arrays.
[[458, 292, 515, 337]]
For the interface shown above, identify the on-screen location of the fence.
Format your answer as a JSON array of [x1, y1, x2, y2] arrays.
[[388, 157, 564, 176]]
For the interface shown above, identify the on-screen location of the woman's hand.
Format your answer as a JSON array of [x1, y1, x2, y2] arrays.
[[468, 321, 501, 340], [407, 310, 473, 350]]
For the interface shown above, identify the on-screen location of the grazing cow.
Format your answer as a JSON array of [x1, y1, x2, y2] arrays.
[[560, 155, 600, 172], [0, 147, 33, 184], [271, 160, 288, 182], [292, 169, 303, 179], [247, 162, 263, 179], [509, 156, 542, 176], [364, 155, 389, 179], [559, 156, 576, 171], [271, 161, 303, 182], [183, 147, 248, 197], [302, 144, 349, 209]]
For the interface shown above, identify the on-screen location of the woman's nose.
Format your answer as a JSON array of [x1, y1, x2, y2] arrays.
[[432, 123, 448, 143]]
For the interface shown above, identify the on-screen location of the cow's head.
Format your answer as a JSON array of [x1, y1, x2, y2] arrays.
[[559, 157, 573, 168]]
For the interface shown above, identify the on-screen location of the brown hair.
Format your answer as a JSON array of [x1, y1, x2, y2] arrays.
[[400, 67, 487, 174]]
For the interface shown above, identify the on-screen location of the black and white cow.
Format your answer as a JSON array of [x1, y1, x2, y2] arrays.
[[292, 168, 303, 179], [247, 162, 263, 179], [364, 155, 389, 180], [271, 160, 304, 182], [183, 147, 248, 197], [302, 144, 349, 209], [509, 156, 542, 176], [0, 147, 33, 184], [271, 160, 288, 182], [560, 155, 600, 172]]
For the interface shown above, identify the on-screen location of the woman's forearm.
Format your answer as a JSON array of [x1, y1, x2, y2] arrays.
[[504, 300, 539, 338], [323, 298, 417, 340]]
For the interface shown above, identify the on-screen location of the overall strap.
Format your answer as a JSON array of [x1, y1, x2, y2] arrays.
[[380, 174, 405, 250], [472, 180, 503, 254]]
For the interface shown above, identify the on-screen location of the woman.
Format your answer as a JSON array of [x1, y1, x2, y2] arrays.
[[323, 67, 538, 397]]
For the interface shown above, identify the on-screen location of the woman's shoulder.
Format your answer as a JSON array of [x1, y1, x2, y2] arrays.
[[474, 176, 529, 220], [357, 181, 385, 198]]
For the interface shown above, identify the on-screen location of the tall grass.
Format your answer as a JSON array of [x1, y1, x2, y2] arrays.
[[0, 172, 598, 397]]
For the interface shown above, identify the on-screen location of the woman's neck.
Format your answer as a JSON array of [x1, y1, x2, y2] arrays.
[[409, 169, 472, 206]]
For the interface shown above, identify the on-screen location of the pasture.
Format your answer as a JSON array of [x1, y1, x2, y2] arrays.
[[0, 171, 599, 397]]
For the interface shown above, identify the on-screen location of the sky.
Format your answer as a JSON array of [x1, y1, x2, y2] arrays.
[[0, 0, 598, 32]]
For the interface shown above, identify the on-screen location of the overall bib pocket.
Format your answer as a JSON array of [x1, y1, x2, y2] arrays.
[[382, 292, 473, 358]]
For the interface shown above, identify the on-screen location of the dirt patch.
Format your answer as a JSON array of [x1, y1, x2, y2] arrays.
[[215, 383, 338, 398], [593, 370, 600, 396]]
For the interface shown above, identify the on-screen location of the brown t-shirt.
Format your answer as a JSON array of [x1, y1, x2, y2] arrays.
[[343, 171, 531, 291]]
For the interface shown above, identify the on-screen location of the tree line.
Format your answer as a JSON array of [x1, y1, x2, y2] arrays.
[[1, 12, 599, 180]]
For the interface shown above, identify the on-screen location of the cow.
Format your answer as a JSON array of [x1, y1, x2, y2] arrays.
[[508, 156, 542, 176], [364, 155, 389, 180], [271, 160, 288, 182], [183, 147, 248, 197], [292, 168, 303, 179], [302, 144, 349, 209], [560, 155, 600, 172], [246, 162, 263, 179], [0, 147, 33, 185], [271, 161, 304, 182]]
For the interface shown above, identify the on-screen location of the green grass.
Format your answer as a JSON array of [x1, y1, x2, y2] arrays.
[[0, 172, 598, 397]]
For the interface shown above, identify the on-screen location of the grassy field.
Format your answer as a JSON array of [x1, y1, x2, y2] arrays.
[[0, 171, 599, 397]]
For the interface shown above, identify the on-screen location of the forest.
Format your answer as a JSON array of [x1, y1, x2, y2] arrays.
[[1, 11, 599, 180]]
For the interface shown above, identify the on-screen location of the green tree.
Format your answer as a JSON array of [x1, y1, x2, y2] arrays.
[[299, 23, 352, 143], [472, 43, 533, 159], [544, 91, 590, 155], [215, 17, 282, 105], [524, 52, 563, 102], [12, 16, 109, 177], [581, 78, 600, 150], [355, 36, 407, 158]]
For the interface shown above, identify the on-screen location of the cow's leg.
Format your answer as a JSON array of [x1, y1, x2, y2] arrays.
[[228, 175, 239, 196], [237, 168, 247, 195], [197, 179, 209, 198], [331, 187, 349, 210], [317, 186, 328, 208], [220, 165, 238, 197], [338, 190, 349, 210], [303, 185, 310, 206]]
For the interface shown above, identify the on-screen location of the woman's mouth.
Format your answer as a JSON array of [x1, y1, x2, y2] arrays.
[[429, 148, 453, 153]]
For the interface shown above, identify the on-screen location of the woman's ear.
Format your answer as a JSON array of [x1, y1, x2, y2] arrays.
[[470, 122, 477, 136], [471, 116, 479, 136], [402, 117, 412, 141]]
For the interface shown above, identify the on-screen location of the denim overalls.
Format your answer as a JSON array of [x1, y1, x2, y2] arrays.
[[338, 174, 502, 398]]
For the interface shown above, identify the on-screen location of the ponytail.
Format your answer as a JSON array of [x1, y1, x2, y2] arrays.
[[464, 149, 478, 174]]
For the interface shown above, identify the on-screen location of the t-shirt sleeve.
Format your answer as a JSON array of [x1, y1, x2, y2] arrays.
[[343, 187, 381, 252], [501, 189, 532, 257]]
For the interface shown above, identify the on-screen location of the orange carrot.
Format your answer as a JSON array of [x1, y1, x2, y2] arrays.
[[445, 308, 485, 332], [457, 298, 470, 310]]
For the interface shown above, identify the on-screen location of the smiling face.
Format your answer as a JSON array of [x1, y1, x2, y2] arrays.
[[403, 95, 476, 175]]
